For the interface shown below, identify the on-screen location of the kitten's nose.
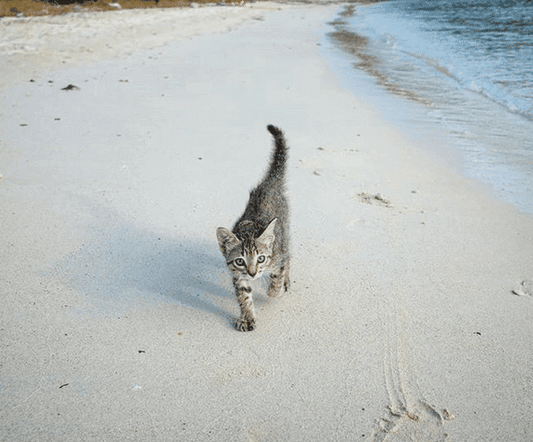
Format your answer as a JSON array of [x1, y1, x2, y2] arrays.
[[247, 266, 257, 278]]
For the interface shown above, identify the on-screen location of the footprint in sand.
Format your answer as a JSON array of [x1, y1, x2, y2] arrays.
[[357, 192, 392, 208], [372, 401, 454, 442], [371, 294, 453, 441], [512, 279, 533, 297]]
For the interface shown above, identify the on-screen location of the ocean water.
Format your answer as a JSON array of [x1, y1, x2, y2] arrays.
[[322, 0, 533, 215]]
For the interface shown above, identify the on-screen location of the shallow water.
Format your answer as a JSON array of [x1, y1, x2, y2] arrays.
[[322, 0, 533, 215]]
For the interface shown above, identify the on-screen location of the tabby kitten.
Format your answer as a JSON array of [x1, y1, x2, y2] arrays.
[[217, 125, 290, 332]]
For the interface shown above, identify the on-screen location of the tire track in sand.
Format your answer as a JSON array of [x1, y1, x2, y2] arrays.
[[371, 288, 454, 441]]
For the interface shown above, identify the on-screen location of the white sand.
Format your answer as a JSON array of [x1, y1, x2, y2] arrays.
[[1, 2, 533, 441]]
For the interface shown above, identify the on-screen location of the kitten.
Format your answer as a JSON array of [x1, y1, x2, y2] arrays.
[[217, 125, 290, 332]]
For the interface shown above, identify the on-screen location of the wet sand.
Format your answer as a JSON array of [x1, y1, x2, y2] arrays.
[[1, 2, 532, 441]]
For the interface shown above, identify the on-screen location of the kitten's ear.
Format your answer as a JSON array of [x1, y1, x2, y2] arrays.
[[258, 218, 277, 249], [217, 227, 239, 256]]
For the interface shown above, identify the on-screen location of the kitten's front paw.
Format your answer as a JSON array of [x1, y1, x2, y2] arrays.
[[236, 317, 256, 332]]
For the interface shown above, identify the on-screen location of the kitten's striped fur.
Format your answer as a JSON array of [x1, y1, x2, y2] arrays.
[[217, 125, 290, 331]]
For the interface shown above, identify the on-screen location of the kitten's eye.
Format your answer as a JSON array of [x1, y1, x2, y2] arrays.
[[234, 258, 245, 267], [257, 255, 266, 264]]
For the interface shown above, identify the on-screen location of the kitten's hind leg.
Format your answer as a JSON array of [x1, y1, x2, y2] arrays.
[[234, 278, 256, 331]]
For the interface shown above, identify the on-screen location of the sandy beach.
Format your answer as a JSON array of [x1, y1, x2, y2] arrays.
[[1, 2, 532, 441]]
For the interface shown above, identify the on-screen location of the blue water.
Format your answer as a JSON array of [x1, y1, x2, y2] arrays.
[[324, 0, 533, 214]]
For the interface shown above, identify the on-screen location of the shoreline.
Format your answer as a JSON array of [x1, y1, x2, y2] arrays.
[[323, 2, 533, 217], [1, 3, 533, 440]]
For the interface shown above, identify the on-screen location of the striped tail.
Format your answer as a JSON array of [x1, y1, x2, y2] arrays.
[[265, 124, 288, 182]]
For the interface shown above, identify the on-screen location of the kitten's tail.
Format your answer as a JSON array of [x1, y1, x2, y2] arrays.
[[266, 124, 288, 182]]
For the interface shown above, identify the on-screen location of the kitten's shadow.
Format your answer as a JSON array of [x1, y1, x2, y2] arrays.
[[53, 207, 233, 325]]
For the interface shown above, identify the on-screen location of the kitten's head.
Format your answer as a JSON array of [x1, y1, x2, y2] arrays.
[[217, 219, 277, 281]]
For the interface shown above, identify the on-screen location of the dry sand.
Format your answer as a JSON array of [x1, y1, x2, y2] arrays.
[[1, 2, 532, 441]]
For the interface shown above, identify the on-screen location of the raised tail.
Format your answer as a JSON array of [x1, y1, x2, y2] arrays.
[[265, 124, 288, 182]]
